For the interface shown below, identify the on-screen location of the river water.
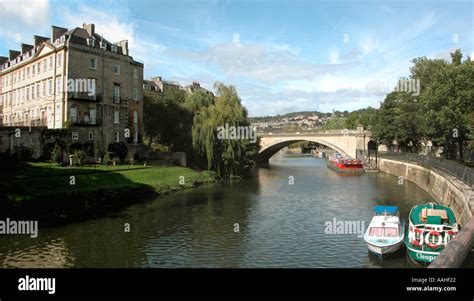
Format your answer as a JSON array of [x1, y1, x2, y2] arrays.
[[0, 153, 437, 268]]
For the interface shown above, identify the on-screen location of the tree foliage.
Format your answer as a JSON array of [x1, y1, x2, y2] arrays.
[[372, 49, 473, 161], [192, 83, 259, 177], [420, 59, 474, 159], [143, 82, 259, 177]]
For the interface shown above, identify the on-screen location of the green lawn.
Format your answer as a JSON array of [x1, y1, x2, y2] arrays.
[[2, 161, 217, 202]]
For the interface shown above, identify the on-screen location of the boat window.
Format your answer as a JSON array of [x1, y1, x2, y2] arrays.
[[384, 228, 398, 237], [369, 227, 398, 237], [369, 227, 383, 237]]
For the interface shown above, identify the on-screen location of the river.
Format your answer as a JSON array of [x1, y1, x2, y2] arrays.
[[0, 153, 437, 268]]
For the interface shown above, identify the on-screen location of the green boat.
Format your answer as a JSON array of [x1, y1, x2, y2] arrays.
[[405, 202, 460, 265]]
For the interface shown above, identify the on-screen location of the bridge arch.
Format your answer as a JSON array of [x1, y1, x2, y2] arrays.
[[257, 137, 350, 163]]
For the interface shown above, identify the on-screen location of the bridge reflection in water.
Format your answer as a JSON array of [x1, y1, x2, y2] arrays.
[[258, 130, 370, 163]]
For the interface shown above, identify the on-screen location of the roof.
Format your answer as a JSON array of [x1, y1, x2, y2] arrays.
[[409, 203, 456, 225], [374, 205, 399, 214]]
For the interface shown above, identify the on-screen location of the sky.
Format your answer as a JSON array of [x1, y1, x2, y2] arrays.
[[0, 0, 473, 116]]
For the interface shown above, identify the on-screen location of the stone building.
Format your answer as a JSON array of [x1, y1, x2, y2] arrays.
[[143, 77, 214, 99], [0, 23, 144, 158], [183, 80, 213, 96], [143, 76, 181, 95]]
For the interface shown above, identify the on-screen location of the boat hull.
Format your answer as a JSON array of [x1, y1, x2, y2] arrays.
[[404, 203, 458, 264], [405, 244, 439, 264], [366, 240, 403, 256], [327, 162, 365, 174]]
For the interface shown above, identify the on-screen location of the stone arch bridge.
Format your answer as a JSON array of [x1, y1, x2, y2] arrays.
[[258, 130, 370, 163]]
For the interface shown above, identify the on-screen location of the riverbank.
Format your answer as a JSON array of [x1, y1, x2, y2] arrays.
[[0, 161, 217, 225], [378, 158, 473, 226]]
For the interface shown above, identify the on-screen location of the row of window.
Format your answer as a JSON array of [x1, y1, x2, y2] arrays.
[[71, 131, 122, 143], [69, 108, 97, 125], [2, 104, 61, 126], [0, 82, 140, 108], [0, 77, 59, 107], [69, 108, 138, 125], [2, 53, 141, 89], [71, 131, 96, 141], [88, 57, 139, 80], [86, 39, 119, 54], [1, 53, 62, 87]]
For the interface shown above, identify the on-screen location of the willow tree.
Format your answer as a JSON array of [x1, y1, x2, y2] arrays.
[[192, 83, 259, 178]]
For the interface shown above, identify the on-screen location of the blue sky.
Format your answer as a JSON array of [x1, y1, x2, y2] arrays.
[[0, 0, 473, 116]]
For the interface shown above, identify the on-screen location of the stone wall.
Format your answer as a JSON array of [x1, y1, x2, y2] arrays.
[[378, 158, 473, 226], [0, 126, 146, 163], [0, 126, 45, 159]]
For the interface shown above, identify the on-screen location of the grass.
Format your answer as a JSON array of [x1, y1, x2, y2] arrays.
[[1, 161, 217, 202], [2, 161, 149, 179]]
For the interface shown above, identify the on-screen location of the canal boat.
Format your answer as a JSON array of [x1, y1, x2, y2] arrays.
[[405, 202, 459, 265], [364, 206, 405, 256], [327, 153, 364, 174]]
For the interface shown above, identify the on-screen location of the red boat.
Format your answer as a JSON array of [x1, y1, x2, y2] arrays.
[[327, 153, 364, 174]]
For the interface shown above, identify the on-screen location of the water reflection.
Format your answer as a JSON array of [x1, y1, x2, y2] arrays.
[[0, 153, 437, 268]]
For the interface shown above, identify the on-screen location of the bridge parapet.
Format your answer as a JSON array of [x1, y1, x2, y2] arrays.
[[257, 130, 371, 162], [258, 130, 370, 137]]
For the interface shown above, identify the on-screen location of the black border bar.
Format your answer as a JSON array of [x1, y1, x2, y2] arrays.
[[0, 268, 473, 298]]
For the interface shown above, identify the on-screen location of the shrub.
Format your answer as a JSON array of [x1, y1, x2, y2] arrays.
[[70, 142, 93, 157], [13, 144, 34, 161], [73, 150, 87, 166], [108, 142, 128, 162], [102, 151, 111, 165], [51, 143, 63, 164]]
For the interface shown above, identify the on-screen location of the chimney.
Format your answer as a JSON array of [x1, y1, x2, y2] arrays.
[[117, 40, 128, 56], [9, 50, 20, 60], [33, 35, 49, 47], [51, 25, 68, 42], [21, 43, 34, 54], [83, 23, 95, 36], [0, 56, 8, 65]]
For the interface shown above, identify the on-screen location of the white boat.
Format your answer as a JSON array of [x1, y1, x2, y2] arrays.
[[364, 205, 405, 256]]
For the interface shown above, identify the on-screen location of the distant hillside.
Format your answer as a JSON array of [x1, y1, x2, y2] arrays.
[[248, 110, 349, 123]]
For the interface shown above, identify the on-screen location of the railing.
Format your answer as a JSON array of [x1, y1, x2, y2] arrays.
[[30, 119, 47, 127], [73, 117, 102, 126], [258, 129, 368, 136], [68, 92, 102, 102], [378, 151, 474, 188], [429, 216, 474, 268]]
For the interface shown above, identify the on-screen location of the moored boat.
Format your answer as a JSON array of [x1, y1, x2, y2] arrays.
[[364, 206, 405, 256], [327, 153, 364, 174], [404, 202, 459, 264]]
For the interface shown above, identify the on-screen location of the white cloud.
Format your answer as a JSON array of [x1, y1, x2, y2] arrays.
[[0, 0, 50, 46], [283, 72, 396, 94], [59, 4, 166, 67], [329, 50, 339, 64], [173, 42, 353, 84], [359, 35, 378, 57], [0, 0, 50, 28]]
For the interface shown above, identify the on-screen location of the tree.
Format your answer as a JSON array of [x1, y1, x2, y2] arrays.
[[192, 83, 258, 177], [450, 49, 462, 66], [345, 107, 377, 129], [323, 117, 347, 130], [409, 57, 448, 91], [143, 90, 192, 151], [372, 92, 401, 148], [421, 58, 474, 161]]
